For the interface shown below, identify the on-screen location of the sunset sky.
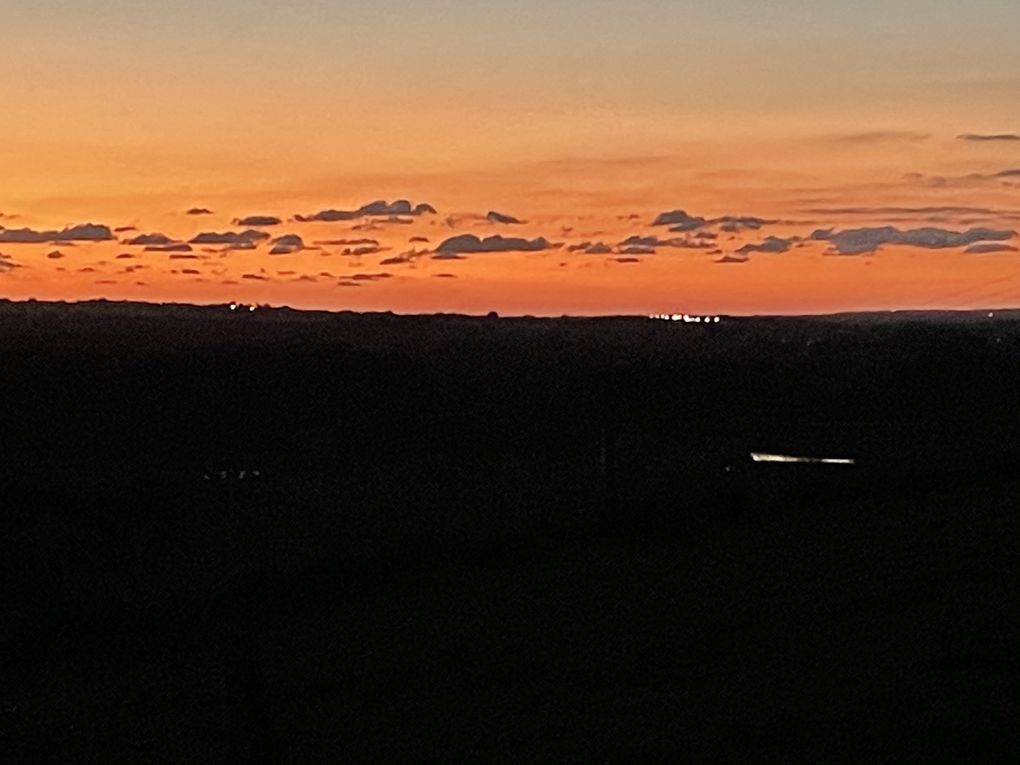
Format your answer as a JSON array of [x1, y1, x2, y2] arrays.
[[3, 0, 1020, 315]]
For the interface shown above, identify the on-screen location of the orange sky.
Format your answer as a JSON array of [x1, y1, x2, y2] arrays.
[[3, 1, 1020, 315]]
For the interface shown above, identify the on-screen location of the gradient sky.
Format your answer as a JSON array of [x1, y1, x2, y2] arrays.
[[3, 0, 1020, 315]]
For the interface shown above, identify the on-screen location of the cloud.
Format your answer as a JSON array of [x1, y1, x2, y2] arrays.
[[128, 233, 176, 246], [618, 245, 656, 255], [613, 257, 641, 263], [958, 134, 1020, 142], [114, 226, 137, 233], [0, 253, 21, 272], [714, 216, 776, 233], [804, 206, 999, 217], [619, 235, 658, 248], [341, 245, 387, 256], [168, 252, 199, 259], [189, 230, 270, 247], [997, 169, 1020, 178], [617, 235, 715, 252], [234, 215, 282, 227], [350, 272, 393, 282], [409, 236, 429, 243], [146, 242, 194, 253], [269, 234, 305, 255], [180, 268, 201, 275], [432, 273, 457, 278], [313, 238, 379, 246], [486, 210, 523, 225], [568, 241, 613, 254], [46, 250, 64, 260], [295, 200, 436, 222], [186, 207, 214, 215], [812, 226, 1015, 255], [431, 252, 467, 260], [965, 243, 1019, 254], [737, 236, 792, 255], [0, 223, 114, 243], [717, 255, 749, 263], [652, 209, 706, 230], [242, 273, 268, 280], [436, 234, 553, 254]]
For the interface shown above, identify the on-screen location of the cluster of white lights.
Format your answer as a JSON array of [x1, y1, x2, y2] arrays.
[[229, 302, 259, 312], [649, 313, 722, 324], [750, 452, 855, 465]]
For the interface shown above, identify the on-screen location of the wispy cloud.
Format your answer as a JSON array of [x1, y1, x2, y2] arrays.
[[958, 133, 1020, 142]]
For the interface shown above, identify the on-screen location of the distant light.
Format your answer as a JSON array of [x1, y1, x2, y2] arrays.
[[751, 452, 855, 465], [230, 303, 237, 311], [989, 312, 995, 318], [249, 305, 256, 312]]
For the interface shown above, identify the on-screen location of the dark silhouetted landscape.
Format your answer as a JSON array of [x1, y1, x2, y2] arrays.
[[3, 299, 1019, 761]]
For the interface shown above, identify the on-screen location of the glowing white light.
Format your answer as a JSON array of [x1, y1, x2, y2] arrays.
[[230, 303, 237, 311], [249, 305, 256, 312], [714, 316, 721, 323], [751, 452, 855, 465]]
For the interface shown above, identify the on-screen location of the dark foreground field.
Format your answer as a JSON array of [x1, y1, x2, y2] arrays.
[[2, 300, 1019, 761]]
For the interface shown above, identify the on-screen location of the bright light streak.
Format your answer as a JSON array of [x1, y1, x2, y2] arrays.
[[750, 452, 855, 465]]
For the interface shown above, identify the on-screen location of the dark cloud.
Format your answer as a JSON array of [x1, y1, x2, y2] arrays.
[[146, 243, 194, 253], [269, 234, 305, 255], [997, 169, 1020, 178], [436, 234, 552, 254], [965, 243, 1019, 254], [618, 245, 656, 255], [186, 207, 214, 215], [341, 245, 387, 257], [189, 230, 270, 247], [568, 241, 613, 254], [313, 238, 379, 246], [234, 215, 282, 227], [717, 255, 749, 264], [180, 268, 201, 275], [46, 250, 64, 260], [618, 235, 715, 252], [812, 226, 1015, 255], [737, 236, 792, 255], [432, 273, 458, 278], [0, 253, 21, 272], [168, 252, 199, 259], [0, 223, 114, 244], [126, 232, 176, 246], [619, 235, 658, 248], [714, 216, 776, 233], [652, 209, 706, 230], [350, 272, 393, 282], [114, 226, 137, 233], [337, 280, 361, 287], [431, 252, 468, 261], [486, 211, 523, 225], [295, 200, 436, 222], [409, 236, 429, 243], [115, 253, 135, 259], [242, 273, 268, 281], [380, 254, 411, 265], [958, 134, 1020, 142], [613, 257, 641, 263]]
